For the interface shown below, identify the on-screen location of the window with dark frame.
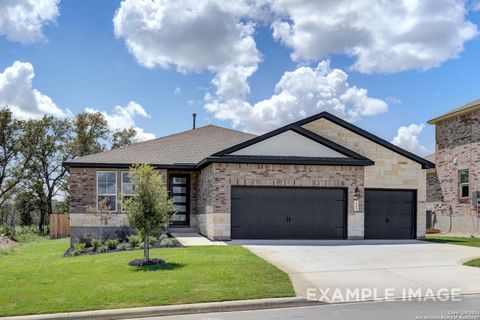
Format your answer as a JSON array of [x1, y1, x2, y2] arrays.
[[121, 172, 135, 211], [97, 171, 117, 211], [459, 169, 469, 198]]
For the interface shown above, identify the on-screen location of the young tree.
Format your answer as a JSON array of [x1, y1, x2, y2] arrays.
[[111, 128, 137, 149], [123, 164, 175, 261]]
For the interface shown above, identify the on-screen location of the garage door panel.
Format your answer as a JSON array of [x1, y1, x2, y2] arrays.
[[365, 189, 415, 240], [231, 187, 346, 239]]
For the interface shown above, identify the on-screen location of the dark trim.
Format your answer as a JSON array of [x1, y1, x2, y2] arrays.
[[295, 112, 434, 169], [63, 162, 197, 170], [198, 155, 374, 169], [364, 188, 417, 240]]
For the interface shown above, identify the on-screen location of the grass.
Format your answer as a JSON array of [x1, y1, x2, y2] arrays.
[[424, 235, 480, 247], [0, 239, 294, 317], [425, 235, 480, 268]]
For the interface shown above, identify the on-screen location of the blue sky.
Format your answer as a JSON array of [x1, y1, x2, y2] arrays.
[[1, 0, 480, 155]]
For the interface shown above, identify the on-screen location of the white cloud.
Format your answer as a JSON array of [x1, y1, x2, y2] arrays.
[[0, 61, 69, 119], [85, 101, 155, 142], [269, 0, 478, 73], [174, 87, 182, 96], [0, 0, 60, 43], [206, 60, 388, 133], [391, 123, 427, 154]]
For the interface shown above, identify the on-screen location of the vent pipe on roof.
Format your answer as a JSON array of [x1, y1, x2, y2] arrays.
[[192, 113, 197, 129]]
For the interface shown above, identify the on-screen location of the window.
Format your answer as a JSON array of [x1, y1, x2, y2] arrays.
[[459, 169, 469, 198], [97, 171, 117, 211], [121, 172, 135, 210]]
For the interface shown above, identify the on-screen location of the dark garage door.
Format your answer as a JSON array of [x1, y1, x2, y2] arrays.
[[365, 189, 416, 239], [231, 186, 346, 239]]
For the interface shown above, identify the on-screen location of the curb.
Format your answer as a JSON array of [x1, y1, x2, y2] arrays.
[[0, 297, 323, 320]]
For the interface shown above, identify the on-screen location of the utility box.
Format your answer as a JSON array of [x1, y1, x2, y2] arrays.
[[472, 191, 480, 208]]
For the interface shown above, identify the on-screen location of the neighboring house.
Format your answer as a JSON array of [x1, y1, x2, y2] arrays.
[[64, 112, 433, 243], [427, 99, 480, 234]]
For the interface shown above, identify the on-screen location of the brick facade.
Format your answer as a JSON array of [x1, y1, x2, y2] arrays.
[[197, 162, 365, 240], [427, 110, 480, 234]]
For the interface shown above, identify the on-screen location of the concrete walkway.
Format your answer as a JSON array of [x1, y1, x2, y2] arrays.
[[172, 233, 226, 246], [233, 240, 480, 302]]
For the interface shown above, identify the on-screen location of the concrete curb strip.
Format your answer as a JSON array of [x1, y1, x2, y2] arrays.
[[0, 297, 323, 320]]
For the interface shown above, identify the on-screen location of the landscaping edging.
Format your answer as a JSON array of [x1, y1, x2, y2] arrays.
[[0, 297, 323, 320]]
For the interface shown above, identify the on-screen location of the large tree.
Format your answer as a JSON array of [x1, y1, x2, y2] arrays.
[[28, 116, 73, 232], [123, 164, 175, 262], [0, 108, 37, 208], [72, 111, 109, 157], [111, 128, 137, 149]]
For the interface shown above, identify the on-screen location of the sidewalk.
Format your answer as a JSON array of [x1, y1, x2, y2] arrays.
[[172, 233, 226, 246]]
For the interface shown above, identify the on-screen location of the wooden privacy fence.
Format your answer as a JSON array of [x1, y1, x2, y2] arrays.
[[50, 214, 69, 239]]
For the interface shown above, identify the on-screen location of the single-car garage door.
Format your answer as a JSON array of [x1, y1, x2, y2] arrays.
[[231, 186, 346, 239], [365, 189, 416, 239]]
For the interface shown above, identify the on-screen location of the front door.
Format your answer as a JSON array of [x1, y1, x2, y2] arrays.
[[169, 175, 189, 226]]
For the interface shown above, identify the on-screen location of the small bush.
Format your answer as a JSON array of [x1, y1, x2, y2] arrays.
[[13, 226, 41, 243], [78, 233, 93, 247], [0, 225, 13, 237], [118, 243, 127, 251], [99, 245, 108, 253], [128, 235, 141, 249], [160, 237, 181, 247], [72, 242, 86, 256], [148, 236, 157, 246], [159, 233, 169, 241], [106, 239, 118, 250], [92, 239, 102, 251]]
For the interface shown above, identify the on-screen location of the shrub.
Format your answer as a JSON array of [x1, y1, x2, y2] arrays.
[[118, 243, 127, 251], [91, 239, 102, 252], [159, 233, 169, 241], [78, 233, 93, 247], [0, 225, 13, 237], [13, 226, 41, 243], [72, 242, 86, 256], [160, 237, 181, 247], [99, 245, 108, 253], [106, 239, 118, 250], [128, 235, 141, 249], [148, 236, 157, 246]]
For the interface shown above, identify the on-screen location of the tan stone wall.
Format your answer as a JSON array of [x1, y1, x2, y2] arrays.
[[303, 118, 427, 238], [197, 163, 364, 240], [431, 110, 480, 234]]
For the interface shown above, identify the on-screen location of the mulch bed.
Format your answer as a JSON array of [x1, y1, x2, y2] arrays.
[[128, 258, 166, 267], [0, 236, 16, 251]]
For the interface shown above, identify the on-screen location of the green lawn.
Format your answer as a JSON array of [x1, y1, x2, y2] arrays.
[[425, 235, 480, 268], [0, 239, 294, 317], [424, 235, 480, 247]]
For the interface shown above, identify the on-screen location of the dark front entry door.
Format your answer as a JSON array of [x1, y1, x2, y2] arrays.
[[231, 186, 346, 239], [169, 175, 189, 225], [364, 189, 416, 239]]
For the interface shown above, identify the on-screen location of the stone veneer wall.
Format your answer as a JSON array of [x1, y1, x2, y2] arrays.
[[431, 110, 480, 234], [68, 167, 199, 243], [197, 163, 364, 240], [302, 118, 427, 238]]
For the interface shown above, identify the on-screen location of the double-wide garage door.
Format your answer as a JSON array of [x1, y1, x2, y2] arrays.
[[231, 186, 347, 239]]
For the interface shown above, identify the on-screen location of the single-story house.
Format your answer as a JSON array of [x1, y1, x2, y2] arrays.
[[64, 112, 434, 243], [426, 98, 480, 234]]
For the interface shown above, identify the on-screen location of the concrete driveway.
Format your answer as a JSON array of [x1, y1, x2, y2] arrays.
[[232, 240, 480, 302]]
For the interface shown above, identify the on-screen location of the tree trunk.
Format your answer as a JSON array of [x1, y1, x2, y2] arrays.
[[38, 208, 46, 234], [144, 233, 149, 261]]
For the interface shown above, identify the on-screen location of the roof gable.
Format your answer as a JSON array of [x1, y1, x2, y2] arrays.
[[229, 129, 348, 158], [428, 98, 480, 124]]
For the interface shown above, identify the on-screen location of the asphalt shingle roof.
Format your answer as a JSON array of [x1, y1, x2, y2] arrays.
[[64, 125, 255, 167]]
